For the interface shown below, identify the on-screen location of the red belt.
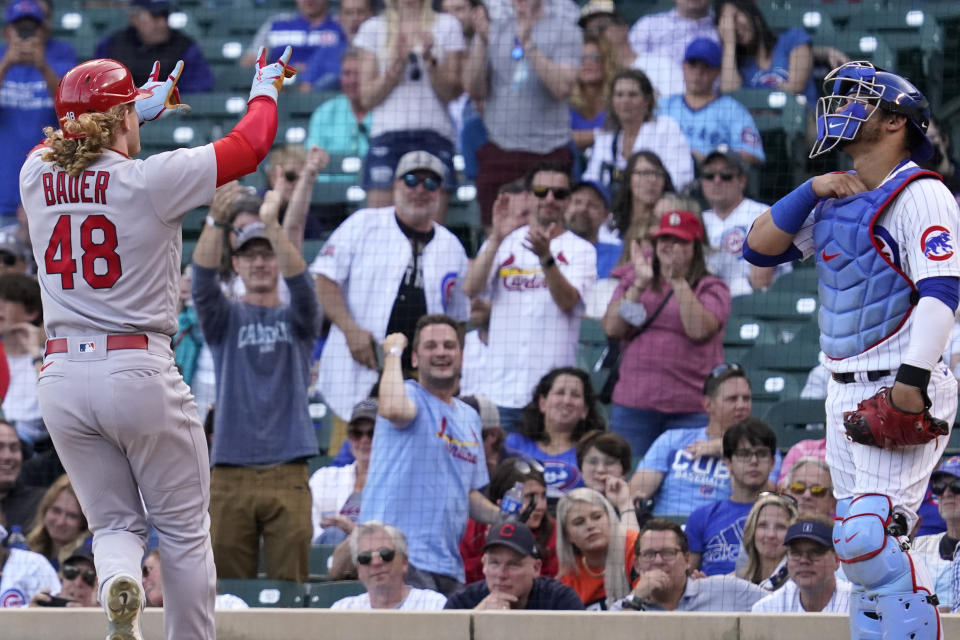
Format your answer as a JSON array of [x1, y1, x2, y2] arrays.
[[45, 334, 149, 356]]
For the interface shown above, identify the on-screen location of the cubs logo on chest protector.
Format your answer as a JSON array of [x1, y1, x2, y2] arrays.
[[814, 167, 941, 359]]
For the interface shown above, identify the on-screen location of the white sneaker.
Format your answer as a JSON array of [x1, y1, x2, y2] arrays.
[[103, 574, 144, 640]]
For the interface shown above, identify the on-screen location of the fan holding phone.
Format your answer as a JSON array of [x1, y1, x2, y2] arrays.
[[28, 546, 98, 608]]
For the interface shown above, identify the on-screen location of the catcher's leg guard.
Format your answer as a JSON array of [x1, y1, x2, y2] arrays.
[[834, 494, 940, 640], [849, 589, 883, 640]]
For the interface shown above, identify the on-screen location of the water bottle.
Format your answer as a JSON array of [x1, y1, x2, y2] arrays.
[[6, 525, 28, 550], [500, 482, 524, 517]]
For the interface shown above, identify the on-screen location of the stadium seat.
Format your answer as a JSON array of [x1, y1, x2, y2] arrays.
[[305, 581, 366, 608], [762, 398, 826, 450], [723, 316, 777, 350], [727, 89, 806, 135], [765, 5, 837, 38], [731, 290, 818, 322], [217, 579, 307, 608], [814, 30, 896, 72], [770, 267, 818, 295], [309, 545, 337, 578], [577, 318, 612, 397], [742, 341, 820, 374], [746, 368, 805, 403], [844, 9, 944, 106]]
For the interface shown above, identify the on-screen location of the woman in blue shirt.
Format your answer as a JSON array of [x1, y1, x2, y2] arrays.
[[505, 368, 606, 499], [715, 0, 816, 107]]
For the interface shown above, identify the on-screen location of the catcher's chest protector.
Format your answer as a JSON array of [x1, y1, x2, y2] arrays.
[[814, 168, 941, 359]]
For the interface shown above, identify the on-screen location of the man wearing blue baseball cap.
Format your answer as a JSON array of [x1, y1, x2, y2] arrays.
[[563, 181, 621, 279], [752, 514, 851, 613], [0, 0, 76, 220], [912, 456, 960, 612], [659, 37, 764, 166]]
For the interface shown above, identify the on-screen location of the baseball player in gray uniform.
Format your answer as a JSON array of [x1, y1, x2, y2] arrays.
[[744, 61, 960, 639], [20, 48, 295, 640]]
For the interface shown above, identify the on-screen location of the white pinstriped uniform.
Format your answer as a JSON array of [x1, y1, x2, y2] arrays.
[[791, 162, 960, 524]]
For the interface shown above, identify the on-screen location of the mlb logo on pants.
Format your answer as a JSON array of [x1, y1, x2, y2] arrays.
[[79, 342, 95, 352]]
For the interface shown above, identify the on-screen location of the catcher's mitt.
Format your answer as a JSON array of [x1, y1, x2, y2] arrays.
[[843, 387, 949, 449]]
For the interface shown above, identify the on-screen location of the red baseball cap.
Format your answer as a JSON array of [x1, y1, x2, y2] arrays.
[[651, 210, 704, 243]]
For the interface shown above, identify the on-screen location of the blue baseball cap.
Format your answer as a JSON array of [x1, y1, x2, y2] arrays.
[[5, 0, 45, 24], [784, 519, 833, 548], [573, 180, 611, 210], [932, 456, 960, 482], [684, 38, 722, 69]]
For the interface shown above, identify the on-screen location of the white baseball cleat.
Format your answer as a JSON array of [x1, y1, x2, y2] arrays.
[[103, 574, 144, 640]]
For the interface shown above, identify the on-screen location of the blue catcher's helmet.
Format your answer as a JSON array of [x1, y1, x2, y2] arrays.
[[810, 60, 932, 162]]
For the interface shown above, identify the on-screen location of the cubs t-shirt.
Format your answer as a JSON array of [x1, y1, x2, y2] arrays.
[[505, 433, 584, 498], [685, 499, 754, 576], [637, 427, 782, 516]]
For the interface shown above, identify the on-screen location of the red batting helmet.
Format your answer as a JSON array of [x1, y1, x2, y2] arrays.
[[54, 59, 151, 138]]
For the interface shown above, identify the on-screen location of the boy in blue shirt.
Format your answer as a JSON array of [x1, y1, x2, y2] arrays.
[[685, 418, 778, 575]]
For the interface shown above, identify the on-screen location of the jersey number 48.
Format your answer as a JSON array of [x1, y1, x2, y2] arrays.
[[44, 214, 122, 289]]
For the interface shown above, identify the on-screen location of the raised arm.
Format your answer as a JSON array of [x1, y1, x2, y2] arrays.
[[213, 47, 293, 186], [463, 6, 490, 101], [525, 224, 581, 313], [463, 192, 524, 298], [744, 173, 867, 261], [357, 46, 405, 111], [523, 40, 577, 102], [283, 146, 330, 253], [259, 190, 307, 278], [424, 34, 464, 104], [378, 333, 418, 426], [782, 43, 813, 95]]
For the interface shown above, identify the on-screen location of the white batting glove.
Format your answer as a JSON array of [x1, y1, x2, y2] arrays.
[[136, 60, 191, 124], [249, 46, 295, 103]]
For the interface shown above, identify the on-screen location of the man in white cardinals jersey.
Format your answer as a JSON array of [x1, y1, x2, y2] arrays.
[[744, 61, 960, 640], [19, 49, 295, 640]]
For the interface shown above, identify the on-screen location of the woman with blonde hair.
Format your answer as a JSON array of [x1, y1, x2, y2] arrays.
[[736, 493, 798, 590], [26, 474, 89, 570], [570, 34, 618, 151], [355, 0, 465, 207], [556, 487, 638, 609]]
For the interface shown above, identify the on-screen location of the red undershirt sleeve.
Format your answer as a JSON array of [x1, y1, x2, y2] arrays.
[[212, 96, 278, 187]]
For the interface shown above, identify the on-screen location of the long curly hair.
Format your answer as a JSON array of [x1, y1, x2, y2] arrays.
[[26, 474, 90, 566], [517, 367, 606, 446], [41, 104, 129, 177]]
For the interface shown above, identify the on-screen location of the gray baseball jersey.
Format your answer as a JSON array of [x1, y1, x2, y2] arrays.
[[20, 144, 216, 337]]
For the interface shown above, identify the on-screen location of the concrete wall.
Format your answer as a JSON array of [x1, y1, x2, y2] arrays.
[[3, 609, 957, 639]]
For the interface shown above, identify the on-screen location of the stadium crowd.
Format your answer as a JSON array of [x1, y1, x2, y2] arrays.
[[4, 0, 960, 621]]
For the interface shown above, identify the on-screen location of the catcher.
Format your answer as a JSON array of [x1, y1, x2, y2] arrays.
[[743, 61, 958, 639]]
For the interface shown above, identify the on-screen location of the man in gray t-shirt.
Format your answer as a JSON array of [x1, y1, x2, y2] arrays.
[[610, 518, 765, 612], [464, 0, 582, 225]]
